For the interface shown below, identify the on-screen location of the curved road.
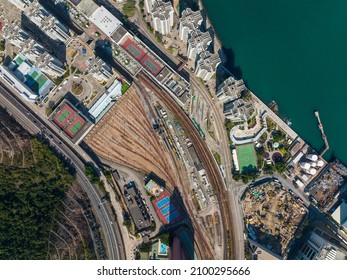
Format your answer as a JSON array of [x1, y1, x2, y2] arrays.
[[0, 83, 124, 260]]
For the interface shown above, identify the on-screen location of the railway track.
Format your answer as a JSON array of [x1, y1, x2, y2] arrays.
[[137, 73, 237, 259]]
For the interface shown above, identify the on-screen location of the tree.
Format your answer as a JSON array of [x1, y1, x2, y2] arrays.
[[0, 40, 5, 52], [275, 161, 286, 174], [122, 0, 135, 18], [241, 89, 252, 101], [263, 163, 275, 175], [85, 164, 100, 183]]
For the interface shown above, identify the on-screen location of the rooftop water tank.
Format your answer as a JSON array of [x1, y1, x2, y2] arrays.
[[300, 162, 310, 170], [309, 168, 317, 175], [307, 154, 318, 162]]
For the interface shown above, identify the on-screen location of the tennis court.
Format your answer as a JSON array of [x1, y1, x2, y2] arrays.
[[156, 196, 170, 209], [36, 74, 48, 89], [140, 54, 162, 76], [69, 120, 83, 135], [53, 105, 74, 127], [152, 191, 182, 225], [236, 143, 257, 171], [165, 210, 180, 223], [122, 38, 145, 61], [58, 109, 71, 123], [66, 116, 86, 137]]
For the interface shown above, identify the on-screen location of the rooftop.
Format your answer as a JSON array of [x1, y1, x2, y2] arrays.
[[75, 0, 99, 17], [180, 8, 203, 31], [331, 201, 347, 229], [196, 51, 221, 73], [152, 0, 173, 21], [216, 76, 245, 101], [188, 29, 212, 51], [88, 79, 122, 123], [89, 5, 122, 37]]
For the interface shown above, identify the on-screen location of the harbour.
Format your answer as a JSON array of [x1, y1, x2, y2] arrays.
[[202, 0, 347, 165]]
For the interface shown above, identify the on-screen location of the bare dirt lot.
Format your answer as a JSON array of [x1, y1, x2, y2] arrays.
[[84, 87, 180, 189], [242, 182, 306, 256]]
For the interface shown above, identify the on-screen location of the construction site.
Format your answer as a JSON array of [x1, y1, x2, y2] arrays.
[[242, 181, 307, 257]]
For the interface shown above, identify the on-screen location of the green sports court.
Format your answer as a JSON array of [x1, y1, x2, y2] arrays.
[[236, 144, 257, 171], [68, 120, 83, 135]]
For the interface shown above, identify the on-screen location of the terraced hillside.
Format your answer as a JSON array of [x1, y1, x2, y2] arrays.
[[0, 108, 34, 167], [0, 107, 101, 259]]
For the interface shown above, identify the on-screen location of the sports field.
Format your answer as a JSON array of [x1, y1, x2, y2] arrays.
[[53, 105, 73, 127], [140, 55, 162, 76], [122, 38, 145, 61], [36, 74, 48, 89], [66, 116, 86, 137], [236, 144, 257, 171]]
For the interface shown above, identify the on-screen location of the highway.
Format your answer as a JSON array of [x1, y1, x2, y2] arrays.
[[0, 83, 125, 260]]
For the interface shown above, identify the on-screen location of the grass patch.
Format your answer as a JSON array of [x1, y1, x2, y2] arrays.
[[213, 151, 222, 166]]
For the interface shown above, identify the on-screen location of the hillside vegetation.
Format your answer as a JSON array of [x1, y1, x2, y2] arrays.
[[0, 107, 101, 259]]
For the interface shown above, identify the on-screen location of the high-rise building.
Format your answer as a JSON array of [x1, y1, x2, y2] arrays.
[[216, 76, 245, 103], [179, 8, 203, 42], [24, 0, 70, 43], [187, 29, 212, 62], [144, 0, 156, 14], [151, 0, 174, 35], [195, 50, 221, 81]]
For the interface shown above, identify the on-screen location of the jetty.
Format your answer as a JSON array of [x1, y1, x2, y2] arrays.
[[315, 110, 329, 156]]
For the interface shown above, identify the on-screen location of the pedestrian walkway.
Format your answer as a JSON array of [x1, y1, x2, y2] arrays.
[[252, 93, 298, 140]]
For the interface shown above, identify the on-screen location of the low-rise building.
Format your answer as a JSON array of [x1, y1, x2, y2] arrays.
[[187, 29, 212, 62], [151, 0, 174, 35], [195, 50, 221, 81], [87, 57, 113, 82], [179, 8, 203, 42], [89, 5, 122, 37], [88, 79, 122, 123], [0, 53, 54, 102]]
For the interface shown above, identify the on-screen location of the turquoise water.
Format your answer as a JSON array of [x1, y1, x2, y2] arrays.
[[203, 0, 347, 164]]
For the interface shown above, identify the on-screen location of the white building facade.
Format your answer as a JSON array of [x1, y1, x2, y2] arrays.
[[151, 0, 174, 35], [187, 29, 212, 62], [195, 51, 221, 81], [179, 8, 203, 42]]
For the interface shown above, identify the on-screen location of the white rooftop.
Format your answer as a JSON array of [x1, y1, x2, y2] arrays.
[[88, 79, 122, 122], [332, 201, 347, 229], [89, 6, 122, 37]]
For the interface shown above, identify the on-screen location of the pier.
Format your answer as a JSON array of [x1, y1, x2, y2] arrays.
[[315, 110, 329, 156]]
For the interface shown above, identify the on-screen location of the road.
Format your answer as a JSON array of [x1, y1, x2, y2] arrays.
[[0, 83, 125, 260]]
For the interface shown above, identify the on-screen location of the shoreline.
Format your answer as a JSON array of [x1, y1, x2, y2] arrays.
[[198, 0, 338, 164], [198, 0, 227, 62]]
